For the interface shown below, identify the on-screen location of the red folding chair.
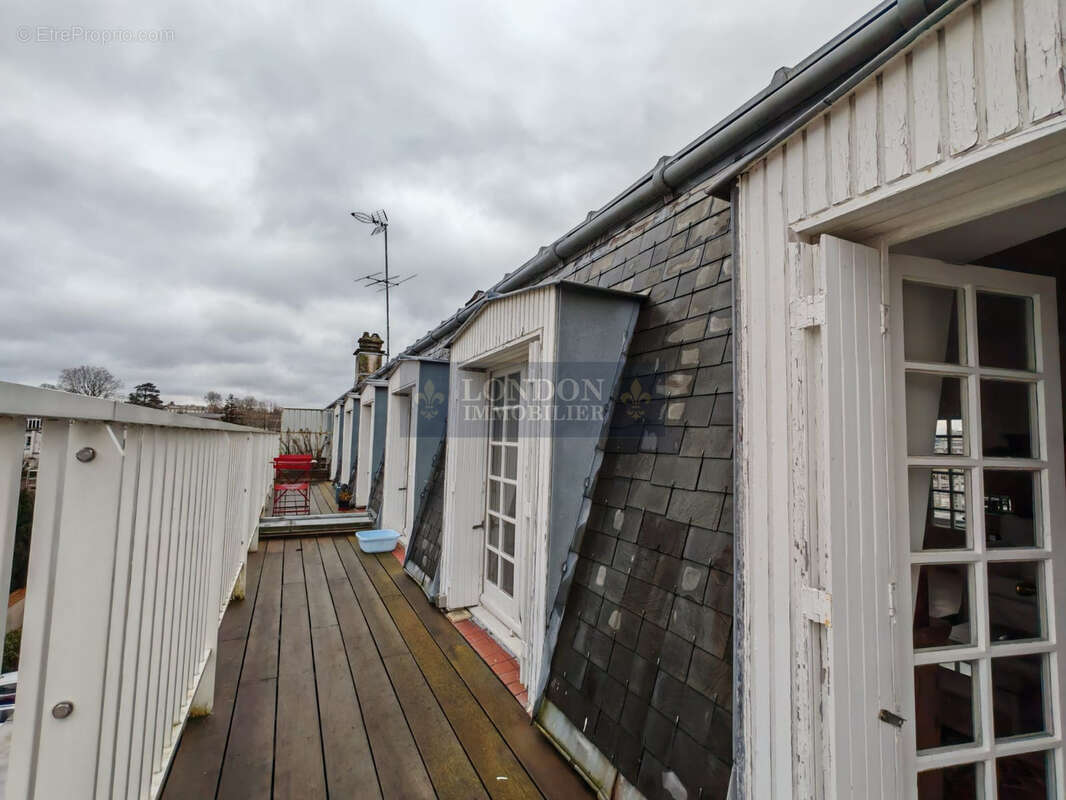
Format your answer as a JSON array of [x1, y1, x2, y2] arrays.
[[272, 454, 314, 515]]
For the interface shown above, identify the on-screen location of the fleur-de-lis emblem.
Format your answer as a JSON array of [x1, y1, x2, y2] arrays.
[[418, 379, 445, 419], [620, 378, 651, 420]]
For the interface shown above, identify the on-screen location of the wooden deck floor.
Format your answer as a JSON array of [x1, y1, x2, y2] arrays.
[[161, 536, 591, 800]]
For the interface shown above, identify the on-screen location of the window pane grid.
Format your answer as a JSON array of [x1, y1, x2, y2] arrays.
[[904, 280, 1059, 795], [485, 369, 522, 599]]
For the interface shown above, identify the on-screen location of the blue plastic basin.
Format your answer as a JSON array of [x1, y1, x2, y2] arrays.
[[356, 529, 401, 554]]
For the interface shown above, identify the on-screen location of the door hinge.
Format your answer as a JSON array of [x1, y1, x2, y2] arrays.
[[879, 709, 905, 728], [800, 586, 831, 627], [880, 303, 890, 334], [790, 294, 826, 330], [888, 581, 897, 618]]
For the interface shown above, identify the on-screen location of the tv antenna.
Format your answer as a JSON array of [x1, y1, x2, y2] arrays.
[[350, 209, 416, 359]]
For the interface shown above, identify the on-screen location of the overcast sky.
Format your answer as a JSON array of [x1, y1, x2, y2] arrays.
[[3, 0, 874, 406]]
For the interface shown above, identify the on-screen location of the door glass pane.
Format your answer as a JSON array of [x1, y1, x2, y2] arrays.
[[913, 564, 974, 649], [501, 559, 514, 595], [981, 380, 1036, 458], [992, 654, 1048, 738], [917, 762, 980, 800], [503, 483, 516, 518], [491, 408, 503, 441], [487, 516, 499, 547], [903, 282, 965, 364], [504, 408, 519, 442], [490, 377, 503, 404], [505, 447, 518, 480], [914, 661, 978, 751], [486, 551, 498, 585], [506, 373, 520, 403], [988, 561, 1043, 642], [985, 470, 1040, 548], [977, 291, 1035, 371], [488, 479, 500, 512], [910, 467, 969, 550], [490, 445, 501, 476], [502, 521, 515, 556], [996, 750, 1051, 799], [906, 374, 967, 456]]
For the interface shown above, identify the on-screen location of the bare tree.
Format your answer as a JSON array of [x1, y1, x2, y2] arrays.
[[57, 366, 121, 398]]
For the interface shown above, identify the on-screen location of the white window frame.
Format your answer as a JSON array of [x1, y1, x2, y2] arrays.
[[890, 255, 1066, 798]]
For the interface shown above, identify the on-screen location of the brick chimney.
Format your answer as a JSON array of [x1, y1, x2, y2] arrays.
[[355, 332, 384, 383]]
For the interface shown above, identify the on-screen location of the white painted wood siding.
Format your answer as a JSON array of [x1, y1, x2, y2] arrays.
[[736, 3, 1066, 796], [0, 385, 275, 800], [779, 0, 1066, 239], [441, 285, 557, 694]]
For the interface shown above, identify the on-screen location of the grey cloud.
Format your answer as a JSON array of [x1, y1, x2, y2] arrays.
[[3, 0, 874, 406]]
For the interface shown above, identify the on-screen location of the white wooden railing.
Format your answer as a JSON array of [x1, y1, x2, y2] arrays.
[[0, 382, 277, 799]]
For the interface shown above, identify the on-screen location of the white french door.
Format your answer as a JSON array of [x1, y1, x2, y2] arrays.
[[891, 255, 1066, 799], [480, 364, 524, 631]]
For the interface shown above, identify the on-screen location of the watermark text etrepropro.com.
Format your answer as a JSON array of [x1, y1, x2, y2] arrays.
[[17, 26, 175, 44]]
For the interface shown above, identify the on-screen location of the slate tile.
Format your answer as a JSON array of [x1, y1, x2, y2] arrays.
[[654, 370, 695, 398], [677, 684, 716, 742], [650, 231, 688, 267], [620, 576, 672, 629], [677, 560, 709, 602], [671, 196, 713, 234], [662, 315, 708, 345], [686, 210, 730, 247], [640, 709, 675, 763], [650, 455, 702, 489], [639, 425, 684, 456], [710, 391, 733, 424], [581, 530, 617, 565], [645, 294, 692, 328], [626, 481, 671, 516], [614, 730, 644, 779], [697, 458, 731, 495], [694, 363, 733, 395], [638, 219, 672, 253], [707, 707, 733, 763], [666, 488, 725, 528], [701, 231, 732, 262], [669, 596, 732, 658], [635, 618, 666, 662], [647, 276, 679, 305], [683, 525, 733, 569], [703, 567, 732, 614], [679, 425, 732, 458], [587, 626, 614, 671], [659, 630, 694, 681], [631, 263, 665, 293], [613, 539, 638, 574], [663, 246, 703, 279], [617, 506, 644, 542], [620, 690, 650, 736], [688, 646, 732, 709], [593, 475, 631, 508], [651, 671, 686, 723], [689, 282, 732, 318], [706, 307, 732, 337], [638, 512, 688, 558], [554, 644, 589, 690], [718, 495, 734, 534]]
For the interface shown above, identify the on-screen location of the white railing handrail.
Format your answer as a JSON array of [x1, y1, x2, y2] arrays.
[[0, 381, 264, 433]]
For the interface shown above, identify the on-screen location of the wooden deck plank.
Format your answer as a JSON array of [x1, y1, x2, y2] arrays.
[[282, 537, 304, 584], [160, 634, 245, 799], [310, 621, 382, 798], [340, 539, 541, 800], [334, 536, 407, 658], [218, 548, 264, 643], [240, 541, 283, 684], [367, 546, 594, 800], [327, 556, 436, 799], [301, 538, 338, 629], [317, 534, 347, 581], [216, 675, 276, 800], [274, 580, 327, 800], [384, 651, 491, 800]]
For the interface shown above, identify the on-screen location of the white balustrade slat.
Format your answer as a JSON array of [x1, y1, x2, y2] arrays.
[[0, 418, 26, 646], [33, 422, 126, 797], [95, 424, 139, 800]]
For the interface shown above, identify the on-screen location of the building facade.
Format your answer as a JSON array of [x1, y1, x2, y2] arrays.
[[321, 2, 1066, 797]]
